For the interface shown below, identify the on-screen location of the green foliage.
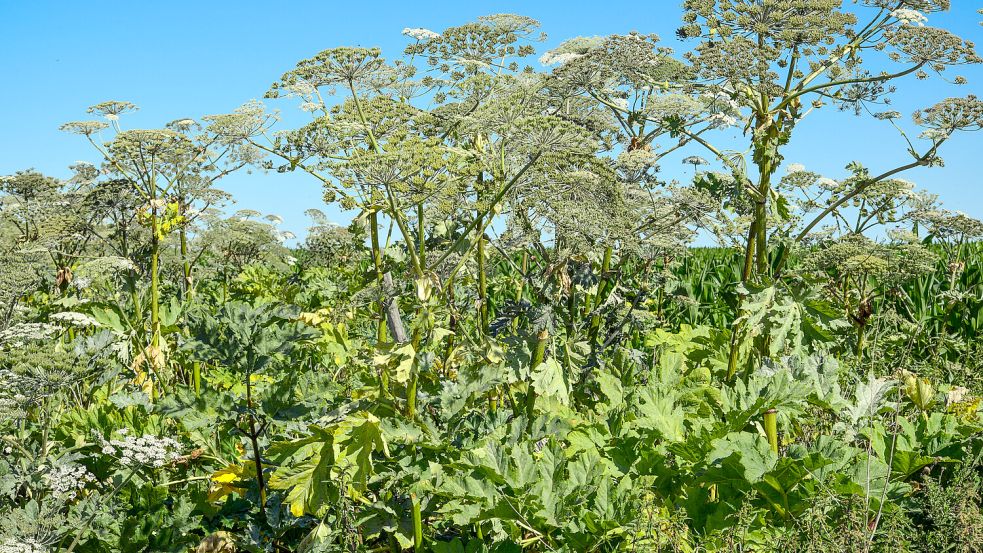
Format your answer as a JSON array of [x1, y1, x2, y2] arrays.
[[2, 6, 983, 553]]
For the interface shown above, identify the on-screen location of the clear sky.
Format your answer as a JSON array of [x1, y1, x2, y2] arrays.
[[2, 1, 981, 244]]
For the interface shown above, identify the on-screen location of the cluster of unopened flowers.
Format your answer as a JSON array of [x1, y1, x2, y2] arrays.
[[97, 429, 183, 468]]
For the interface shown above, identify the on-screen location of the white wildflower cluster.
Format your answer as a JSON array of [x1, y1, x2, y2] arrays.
[[816, 177, 840, 189], [874, 110, 903, 120], [49, 312, 98, 328], [0, 369, 30, 411], [70, 277, 92, 291], [0, 323, 61, 347], [617, 149, 658, 172], [683, 156, 709, 167], [701, 92, 742, 129], [610, 97, 629, 111], [0, 538, 46, 553], [299, 102, 322, 113], [891, 8, 928, 26], [786, 163, 807, 174], [99, 431, 182, 468], [707, 112, 739, 129], [43, 464, 95, 500], [82, 256, 137, 274], [919, 128, 951, 141], [402, 27, 440, 41], [539, 51, 582, 66], [284, 80, 317, 98], [144, 199, 167, 211]]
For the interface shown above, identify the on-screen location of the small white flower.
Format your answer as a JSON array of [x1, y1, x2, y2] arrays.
[[299, 102, 321, 113], [708, 112, 739, 129], [171, 118, 197, 130], [891, 8, 927, 26], [49, 311, 98, 328], [0, 537, 47, 553], [683, 156, 709, 166], [402, 27, 440, 41], [99, 433, 183, 468], [539, 51, 582, 66], [44, 464, 95, 500], [786, 163, 806, 174]]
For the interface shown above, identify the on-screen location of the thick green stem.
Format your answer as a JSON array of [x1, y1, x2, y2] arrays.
[[411, 493, 423, 552], [587, 246, 614, 347], [525, 329, 549, 428], [417, 203, 425, 267], [180, 227, 192, 302], [855, 324, 866, 359], [246, 372, 267, 518], [476, 216, 488, 335], [763, 409, 779, 454], [370, 209, 388, 345]]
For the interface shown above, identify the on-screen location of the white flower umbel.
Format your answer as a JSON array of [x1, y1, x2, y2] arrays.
[[539, 51, 582, 66], [891, 8, 927, 26], [100, 433, 183, 468], [0, 323, 61, 346], [708, 112, 739, 129], [49, 312, 98, 328], [44, 464, 95, 500], [0, 538, 46, 553], [402, 27, 440, 41], [786, 163, 807, 174]]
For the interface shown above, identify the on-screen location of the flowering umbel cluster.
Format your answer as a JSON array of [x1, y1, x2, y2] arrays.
[[98, 431, 183, 468]]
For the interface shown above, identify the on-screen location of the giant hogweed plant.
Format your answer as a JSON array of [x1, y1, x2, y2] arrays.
[[60, 103, 263, 396], [2, 7, 983, 553]]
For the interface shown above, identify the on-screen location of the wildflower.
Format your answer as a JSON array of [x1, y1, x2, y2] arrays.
[[401, 27, 439, 41], [44, 464, 95, 500], [145, 199, 167, 210], [299, 101, 321, 112], [99, 433, 183, 468], [708, 112, 739, 128], [682, 156, 708, 167], [49, 312, 98, 328], [70, 277, 92, 291], [59, 121, 109, 136], [0, 537, 47, 553], [168, 118, 197, 131], [891, 8, 928, 26], [786, 163, 806, 174], [617, 149, 658, 172], [874, 110, 902, 120], [0, 323, 61, 346], [539, 51, 582, 66]]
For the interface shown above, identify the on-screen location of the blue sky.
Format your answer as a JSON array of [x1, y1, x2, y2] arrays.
[[2, 1, 981, 244]]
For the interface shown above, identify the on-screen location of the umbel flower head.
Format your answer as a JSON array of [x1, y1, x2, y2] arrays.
[[266, 47, 386, 97], [59, 120, 109, 136], [98, 431, 183, 468], [914, 95, 983, 135], [87, 100, 138, 121], [402, 27, 439, 41]]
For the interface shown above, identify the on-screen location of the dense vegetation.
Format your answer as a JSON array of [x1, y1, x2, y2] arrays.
[[3, 2, 983, 551]]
